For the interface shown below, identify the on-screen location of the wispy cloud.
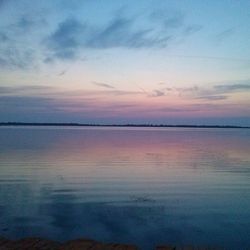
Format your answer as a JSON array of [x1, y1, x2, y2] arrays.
[[46, 18, 84, 60], [45, 16, 171, 61], [156, 103, 230, 113], [151, 89, 165, 97], [150, 10, 184, 29], [177, 86, 199, 93], [195, 95, 228, 101], [0, 13, 46, 69], [0, 83, 249, 124], [215, 28, 234, 44], [0, 85, 54, 95], [183, 24, 203, 36], [0, 84, 144, 101], [58, 69, 67, 76], [0, 2, 204, 67], [214, 83, 250, 92], [0, 85, 143, 121], [92, 81, 115, 89], [85, 17, 167, 49], [148, 80, 250, 101], [0, 47, 35, 69], [45, 9, 203, 62]]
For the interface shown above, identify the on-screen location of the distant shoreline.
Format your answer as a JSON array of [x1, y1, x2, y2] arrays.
[[0, 122, 249, 129]]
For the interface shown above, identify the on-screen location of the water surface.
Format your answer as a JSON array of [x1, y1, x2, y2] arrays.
[[0, 127, 250, 249]]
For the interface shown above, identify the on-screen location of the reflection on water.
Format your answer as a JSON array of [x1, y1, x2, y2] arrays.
[[0, 127, 250, 249]]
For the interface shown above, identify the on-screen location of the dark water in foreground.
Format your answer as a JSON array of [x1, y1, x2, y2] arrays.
[[0, 127, 250, 249]]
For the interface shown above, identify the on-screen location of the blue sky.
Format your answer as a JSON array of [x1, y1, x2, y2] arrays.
[[0, 0, 250, 125]]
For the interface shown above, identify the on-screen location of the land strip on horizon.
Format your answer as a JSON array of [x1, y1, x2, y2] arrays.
[[0, 122, 249, 129]]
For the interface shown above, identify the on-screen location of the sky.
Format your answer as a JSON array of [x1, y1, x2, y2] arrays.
[[0, 0, 250, 125]]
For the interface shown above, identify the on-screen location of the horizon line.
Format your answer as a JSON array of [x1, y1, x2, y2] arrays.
[[0, 122, 249, 129]]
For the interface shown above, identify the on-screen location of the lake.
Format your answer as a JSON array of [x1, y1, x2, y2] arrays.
[[0, 127, 250, 249]]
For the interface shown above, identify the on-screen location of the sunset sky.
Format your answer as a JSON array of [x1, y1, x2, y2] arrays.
[[0, 0, 250, 125]]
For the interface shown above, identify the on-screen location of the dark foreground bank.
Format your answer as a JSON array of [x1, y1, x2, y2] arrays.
[[0, 237, 222, 250]]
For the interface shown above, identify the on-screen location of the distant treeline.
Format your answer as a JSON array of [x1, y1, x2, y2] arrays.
[[0, 122, 249, 129]]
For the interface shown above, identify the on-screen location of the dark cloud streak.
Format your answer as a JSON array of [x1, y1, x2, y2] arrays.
[[195, 95, 228, 101], [92, 81, 115, 89], [45, 16, 172, 61], [0, 85, 54, 95], [151, 89, 165, 97], [45, 10, 202, 62]]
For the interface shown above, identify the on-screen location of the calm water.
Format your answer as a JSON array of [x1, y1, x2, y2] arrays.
[[0, 127, 250, 249]]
